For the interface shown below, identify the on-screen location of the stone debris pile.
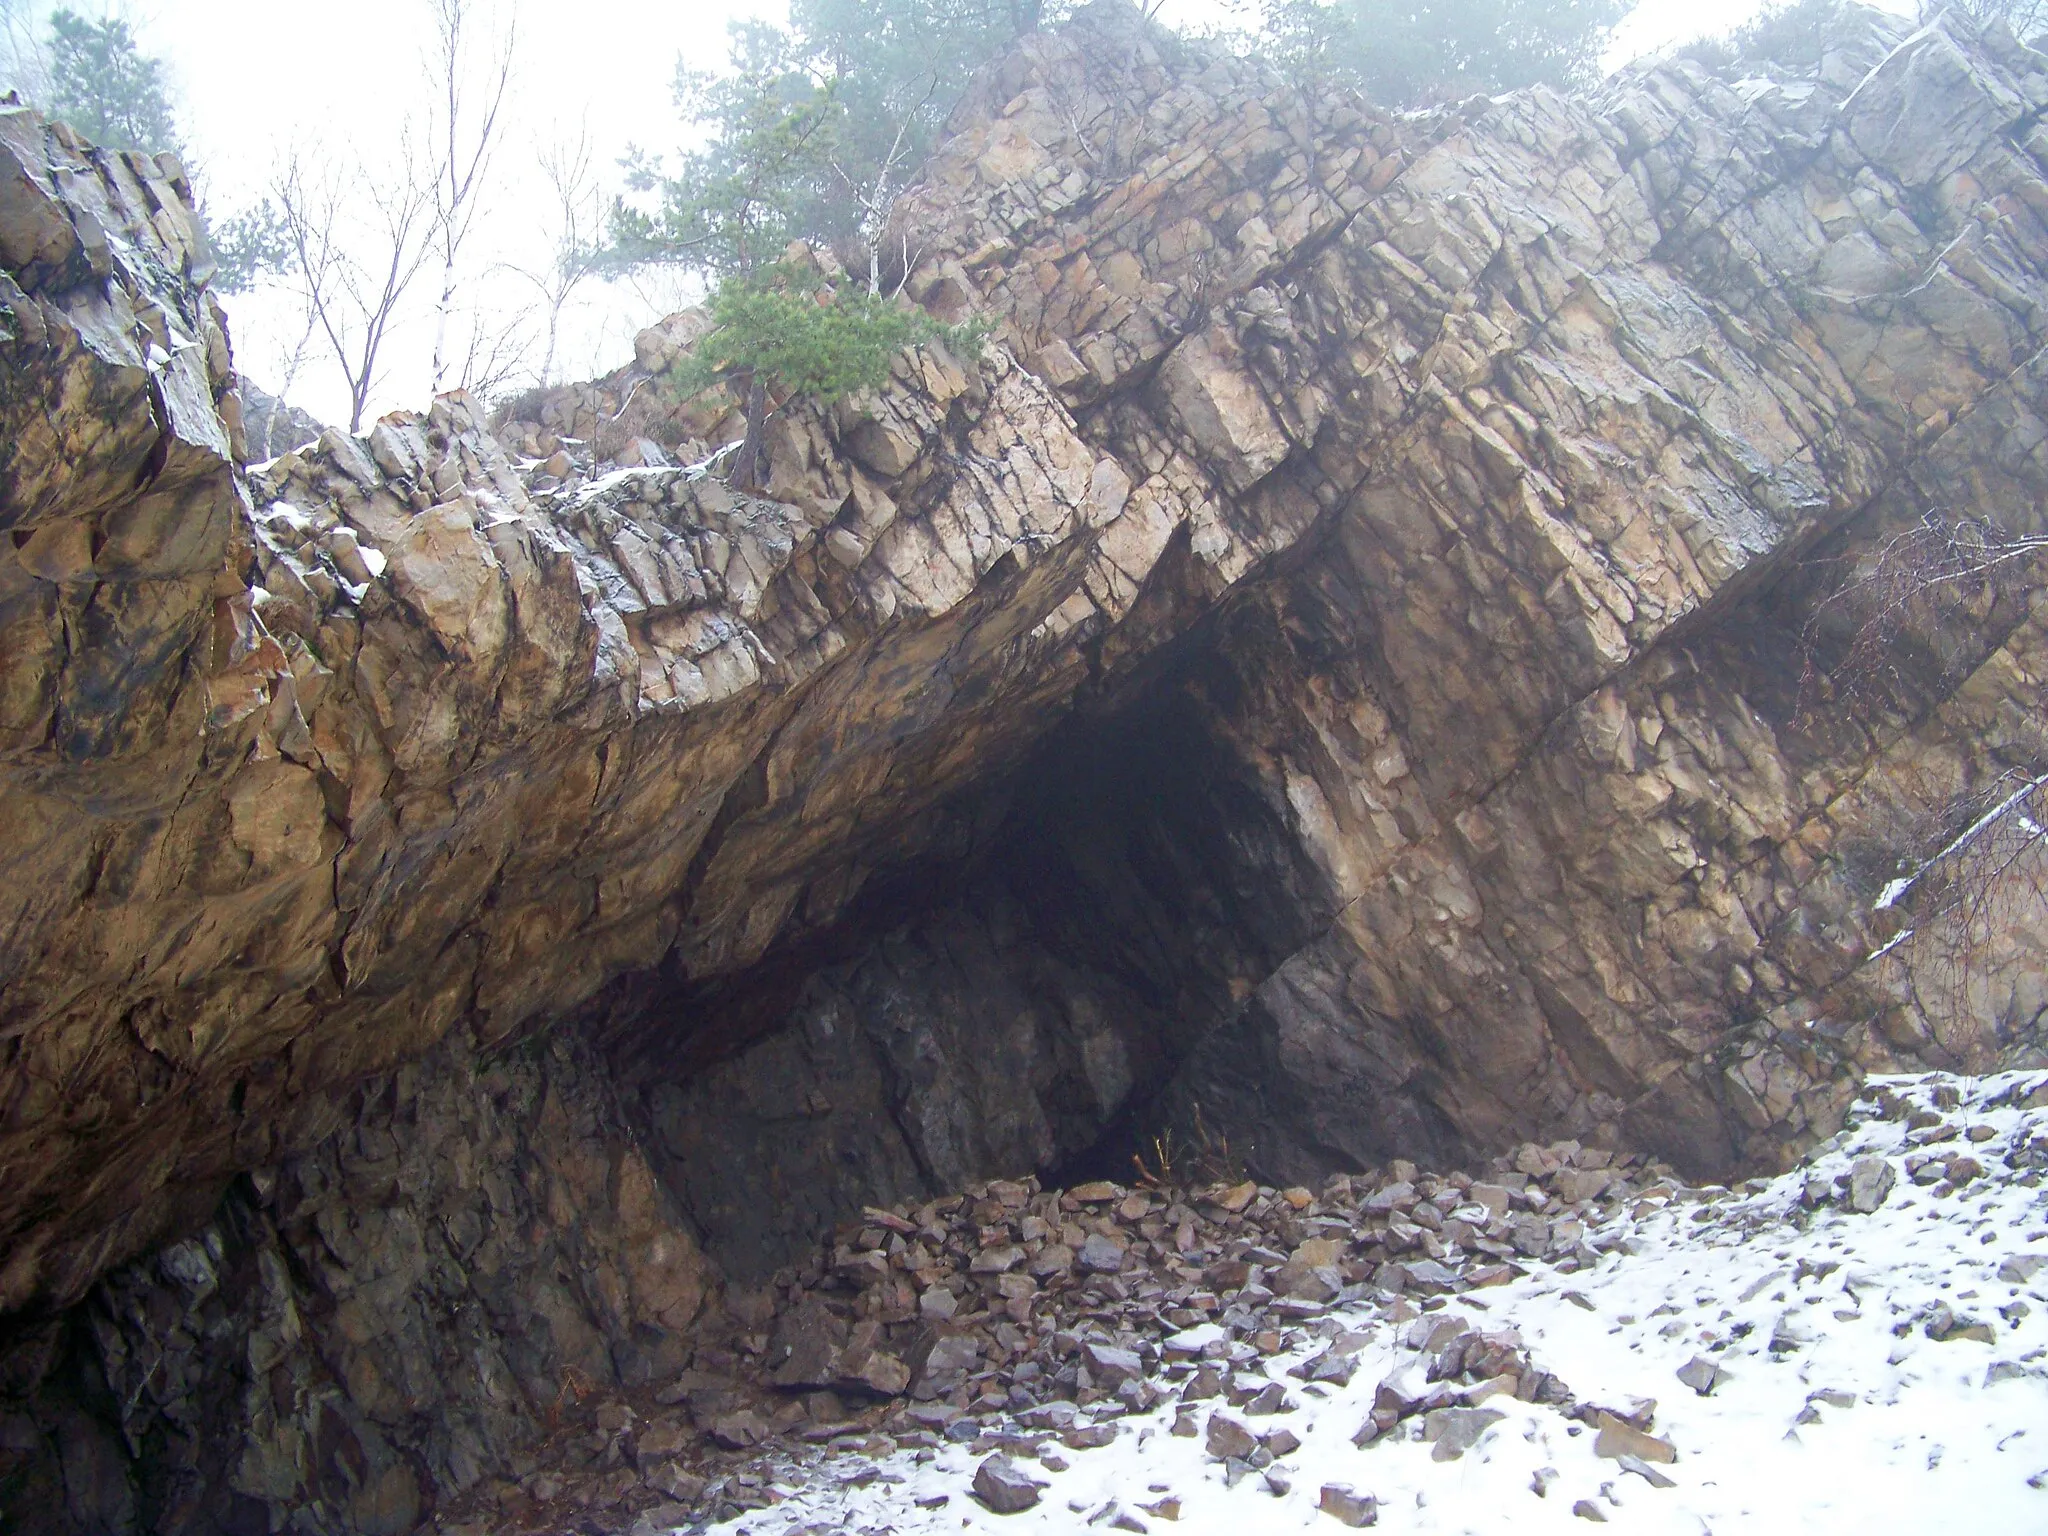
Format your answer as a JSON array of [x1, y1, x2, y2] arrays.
[[438, 1133, 1699, 1531], [430, 1069, 2048, 1534]]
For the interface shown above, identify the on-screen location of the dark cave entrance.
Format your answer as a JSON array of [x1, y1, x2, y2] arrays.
[[605, 598, 1349, 1280]]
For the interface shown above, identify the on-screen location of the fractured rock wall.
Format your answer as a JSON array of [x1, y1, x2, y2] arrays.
[[638, 0, 2048, 1254], [1, 1030, 708, 1535], [6, 5, 2048, 1531]]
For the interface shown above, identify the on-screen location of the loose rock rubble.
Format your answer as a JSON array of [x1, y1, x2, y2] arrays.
[[10, 5, 2048, 1533], [433, 1069, 2048, 1534]]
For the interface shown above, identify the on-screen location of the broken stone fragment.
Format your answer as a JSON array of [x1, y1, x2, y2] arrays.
[[972, 1453, 1044, 1514], [971, 1244, 1025, 1273], [1553, 1167, 1612, 1204], [1422, 1406, 1506, 1460], [1675, 1356, 1723, 1396], [644, 1461, 705, 1502], [914, 1333, 983, 1398], [842, 1348, 910, 1396], [628, 1502, 695, 1536], [1593, 1412, 1676, 1464], [1204, 1412, 1260, 1461], [1923, 1303, 1995, 1344], [1292, 1347, 1359, 1387], [1078, 1232, 1128, 1272], [1319, 1484, 1378, 1527], [705, 1410, 770, 1449], [1242, 1381, 1294, 1415], [1083, 1340, 1144, 1387], [1619, 1453, 1677, 1488]]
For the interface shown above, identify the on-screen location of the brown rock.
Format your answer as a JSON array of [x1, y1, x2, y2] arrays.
[[972, 1454, 1044, 1514], [1205, 1413, 1260, 1461], [1319, 1484, 1378, 1527], [1594, 1413, 1676, 1464]]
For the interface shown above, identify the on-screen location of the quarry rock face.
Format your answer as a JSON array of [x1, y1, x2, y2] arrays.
[[5, 5, 2048, 1530]]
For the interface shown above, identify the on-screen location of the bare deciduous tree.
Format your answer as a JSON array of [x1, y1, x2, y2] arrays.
[[828, 76, 936, 297], [450, 301, 534, 402], [272, 148, 438, 432], [425, 0, 517, 395], [501, 123, 610, 388], [0, 0, 49, 104]]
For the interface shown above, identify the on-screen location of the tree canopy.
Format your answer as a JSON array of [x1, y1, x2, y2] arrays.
[[44, 8, 182, 155], [615, 0, 1069, 275], [1252, 0, 1628, 106], [673, 267, 981, 406], [612, 2, 1026, 488]]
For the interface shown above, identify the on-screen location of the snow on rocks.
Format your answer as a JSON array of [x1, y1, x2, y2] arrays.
[[587, 1072, 2048, 1534]]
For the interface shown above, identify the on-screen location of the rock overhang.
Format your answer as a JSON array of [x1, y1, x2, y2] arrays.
[[0, 0, 2045, 1373]]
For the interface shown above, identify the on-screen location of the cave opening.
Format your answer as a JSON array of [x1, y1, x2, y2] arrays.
[[601, 588, 1351, 1281]]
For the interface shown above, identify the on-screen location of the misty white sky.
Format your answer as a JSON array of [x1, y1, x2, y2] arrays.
[[42, 0, 1914, 426]]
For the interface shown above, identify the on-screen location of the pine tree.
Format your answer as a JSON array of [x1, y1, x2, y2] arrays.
[[44, 9, 181, 155], [614, 10, 993, 490]]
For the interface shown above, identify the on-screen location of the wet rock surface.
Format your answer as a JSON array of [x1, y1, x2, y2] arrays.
[[6, 3, 2048, 1531]]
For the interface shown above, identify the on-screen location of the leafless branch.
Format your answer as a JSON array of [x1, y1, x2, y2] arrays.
[[497, 120, 610, 388], [451, 300, 535, 402], [827, 75, 940, 296], [1807, 510, 2048, 1036], [426, 0, 518, 395], [1801, 511, 2047, 722], [271, 145, 438, 432]]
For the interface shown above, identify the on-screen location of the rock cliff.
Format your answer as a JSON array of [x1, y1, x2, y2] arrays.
[[4, 3, 2048, 1530]]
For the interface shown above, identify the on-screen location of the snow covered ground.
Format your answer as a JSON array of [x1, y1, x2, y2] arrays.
[[689, 1072, 2048, 1534]]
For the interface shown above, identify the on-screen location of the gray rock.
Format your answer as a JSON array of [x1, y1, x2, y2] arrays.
[[1422, 1407, 1506, 1460], [1078, 1232, 1128, 1273], [1619, 1453, 1677, 1489], [1846, 1157, 1897, 1213], [1594, 1413, 1676, 1464], [1676, 1356, 1723, 1396], [1243, 1381, 1293, 1415], [706, 1410, 769, 1450], [1997, 1254, 2046, 1284], [1404, 1260, 1466, 1294], [916, 1334, 984, 1399], [1083, 1341, 1144, 1386]]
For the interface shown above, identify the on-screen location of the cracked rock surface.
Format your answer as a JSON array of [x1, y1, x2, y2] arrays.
[[5, 3, 2048, 1532]]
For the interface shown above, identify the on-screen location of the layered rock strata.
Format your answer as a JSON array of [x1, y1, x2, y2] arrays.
[[594, 1, 2048, 1258], [4, 4, 2048, 1532]]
